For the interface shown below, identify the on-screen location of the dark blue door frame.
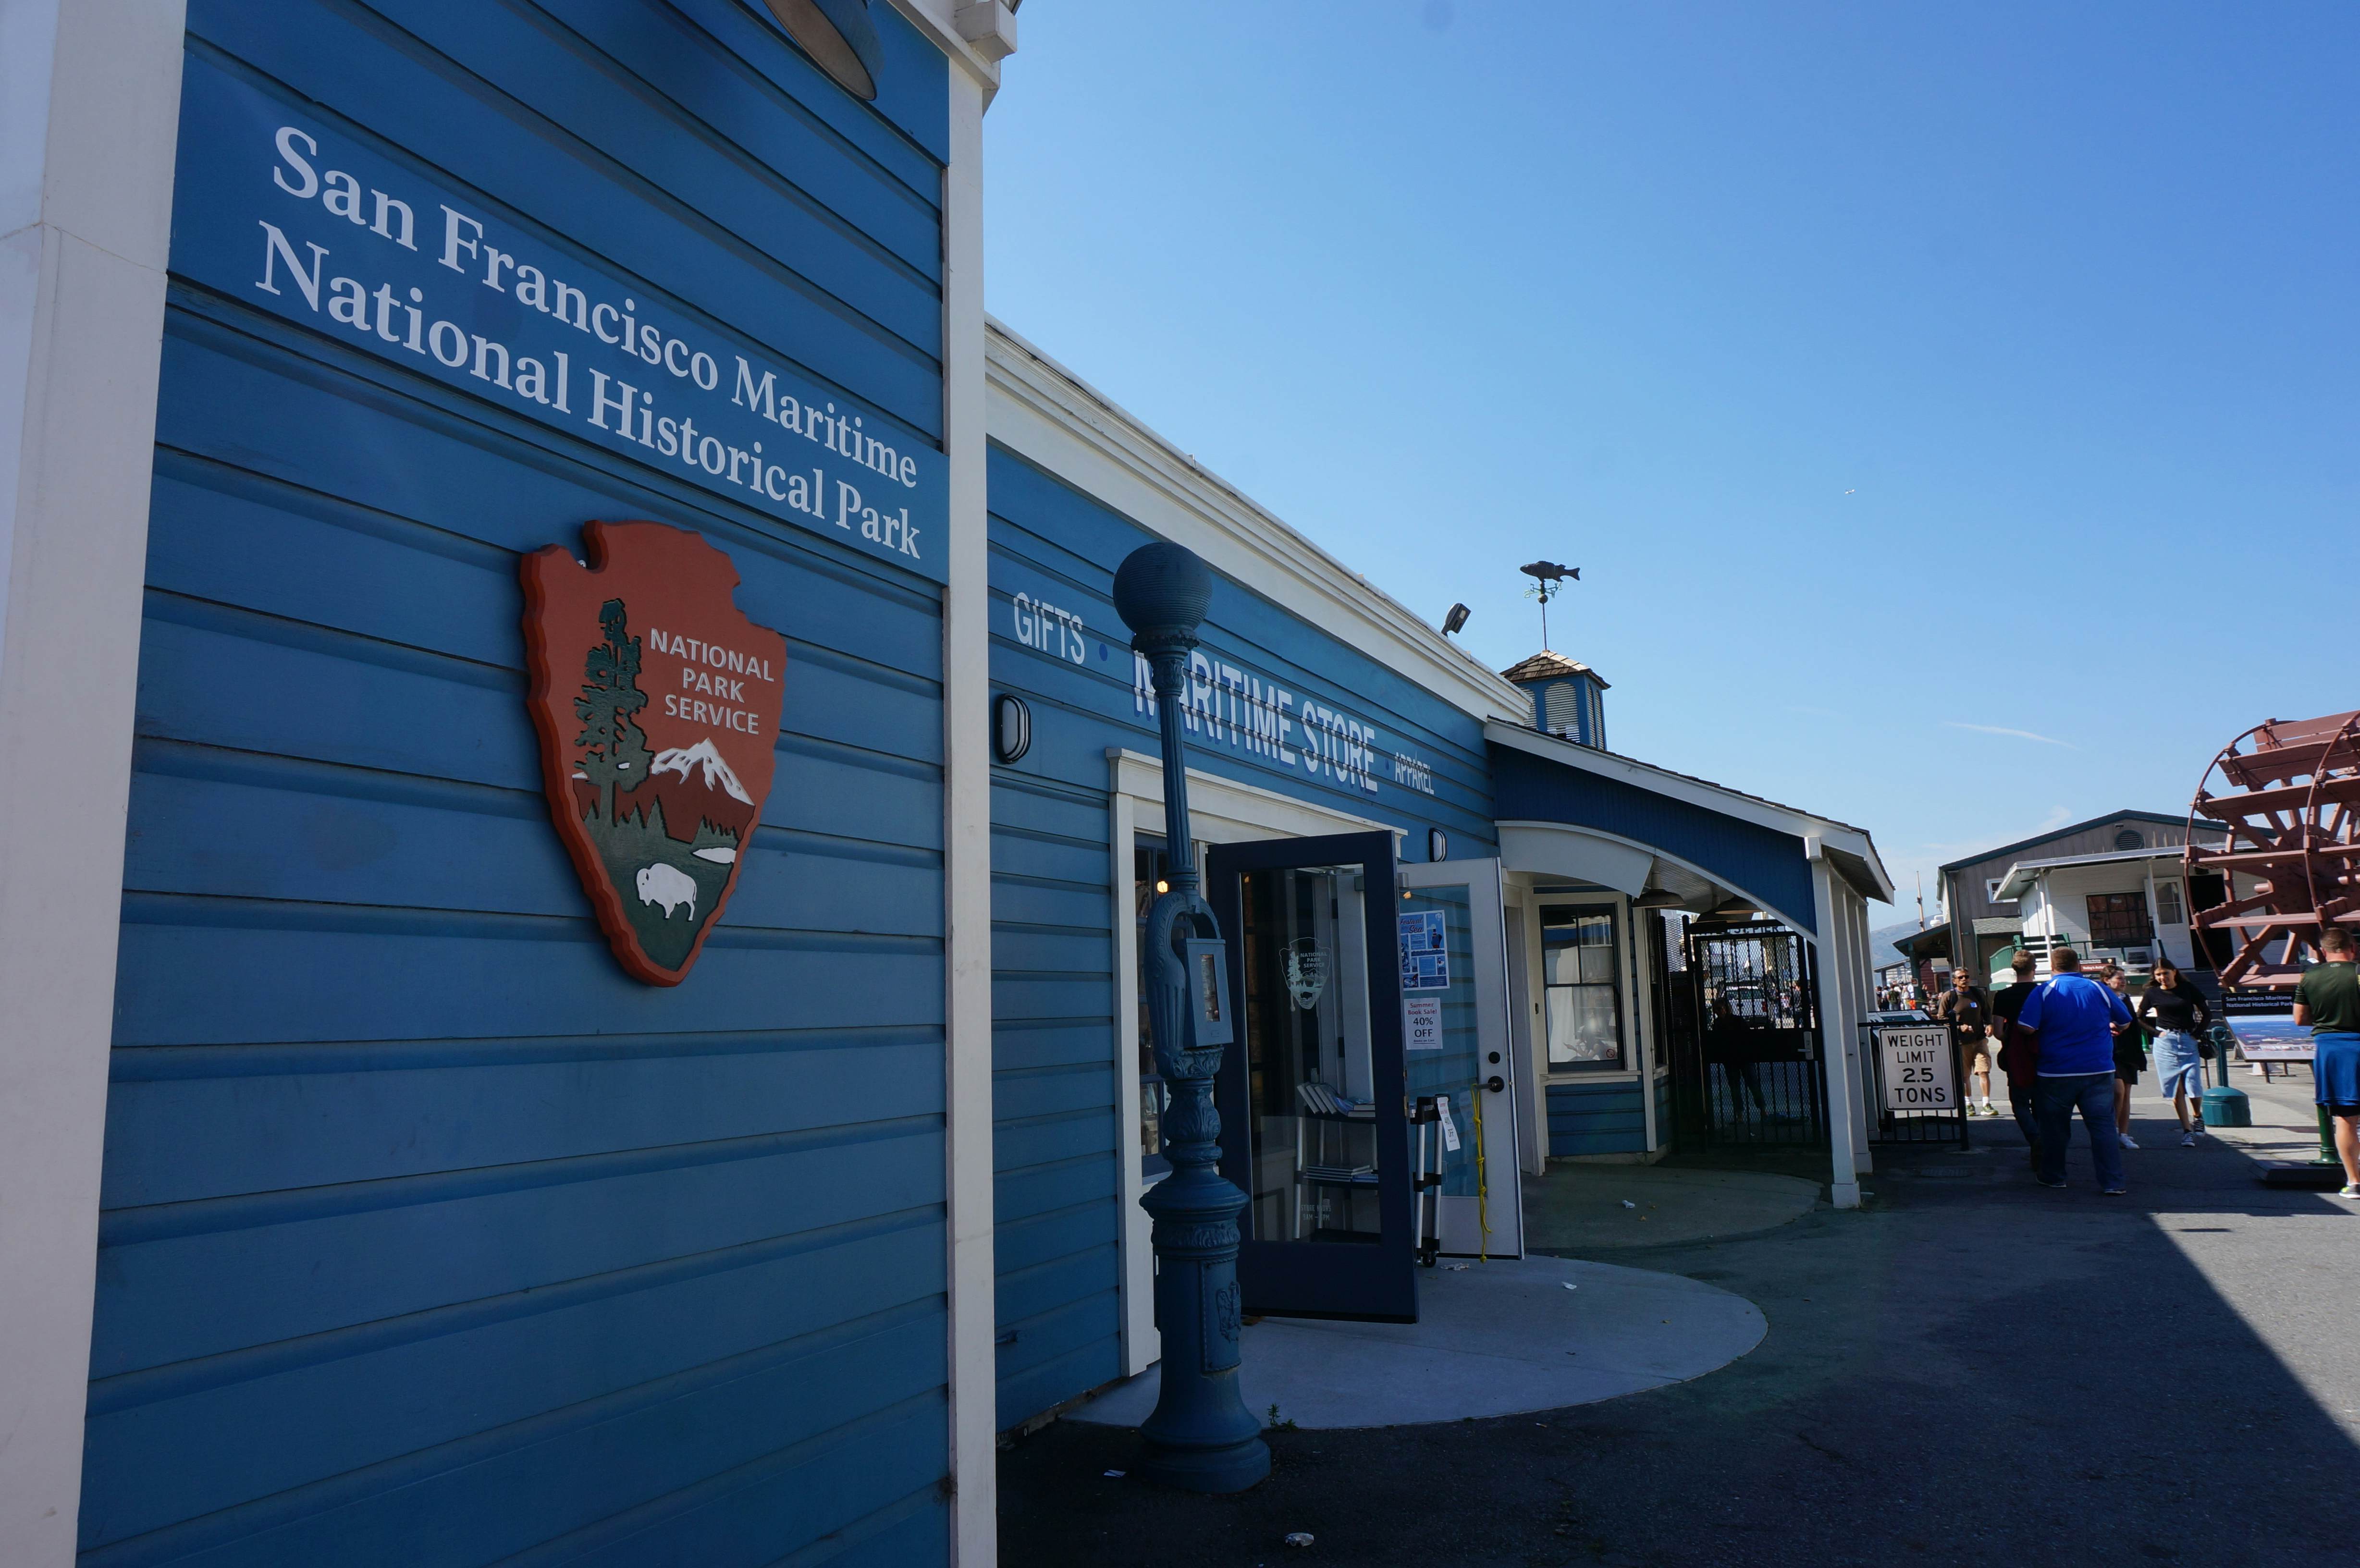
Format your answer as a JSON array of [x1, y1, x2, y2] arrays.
[[1207, 831, 1416, 1323]]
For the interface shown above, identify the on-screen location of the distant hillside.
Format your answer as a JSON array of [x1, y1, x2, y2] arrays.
[[1870, 920, 1933, 963]]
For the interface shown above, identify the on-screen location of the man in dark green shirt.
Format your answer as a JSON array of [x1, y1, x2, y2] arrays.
[[2293, 925, 2360, 1196]]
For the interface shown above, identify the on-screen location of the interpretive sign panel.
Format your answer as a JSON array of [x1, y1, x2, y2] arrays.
[[521, 521, 787, 985], [1877, 1024, 1957, 1113], [2227, 1013, 2313, 1062]]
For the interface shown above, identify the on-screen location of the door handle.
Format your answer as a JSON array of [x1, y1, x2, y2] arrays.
[[1486, 1075, 1505, 1093]]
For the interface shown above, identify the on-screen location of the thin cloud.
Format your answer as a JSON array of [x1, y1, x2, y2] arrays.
[[1942, 721, 2075, 749]]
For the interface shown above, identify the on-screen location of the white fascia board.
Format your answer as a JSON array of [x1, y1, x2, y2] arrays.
[[986, 324, 1529, 728], [1484, 722, 1895, 903]]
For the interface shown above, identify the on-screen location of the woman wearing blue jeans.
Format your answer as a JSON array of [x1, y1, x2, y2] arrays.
[[2139, 958, 2213, 1148]]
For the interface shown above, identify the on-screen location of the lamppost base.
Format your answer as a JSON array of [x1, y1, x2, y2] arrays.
[[1138, 1432, 1272, 1494]]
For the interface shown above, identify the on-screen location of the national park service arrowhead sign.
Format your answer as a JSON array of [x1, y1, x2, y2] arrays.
[[521, 521, 787, 985]]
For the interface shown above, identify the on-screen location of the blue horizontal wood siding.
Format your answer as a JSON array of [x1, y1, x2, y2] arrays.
[[1547, 1080, 1649, 1157], [86, 5, 952, 1564], [989, 774, 1123, 1426], [983, 441, 1498, 1429]]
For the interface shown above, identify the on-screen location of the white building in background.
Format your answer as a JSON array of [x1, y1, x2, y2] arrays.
[[1991, 840, 2230, 978]]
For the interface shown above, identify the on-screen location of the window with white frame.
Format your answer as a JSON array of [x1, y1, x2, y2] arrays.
[[2155, 881, 2184, 926], [1541, 905, 1626, 1070]]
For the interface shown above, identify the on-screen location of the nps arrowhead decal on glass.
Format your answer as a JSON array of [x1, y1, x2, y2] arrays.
[[520, 522, 787, 985]]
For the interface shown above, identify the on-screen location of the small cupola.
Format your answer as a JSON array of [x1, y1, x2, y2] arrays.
[[1500, 651, 1610, 749]]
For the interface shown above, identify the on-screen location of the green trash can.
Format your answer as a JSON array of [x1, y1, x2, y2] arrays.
[[2200, 1026, 2252, 1127]]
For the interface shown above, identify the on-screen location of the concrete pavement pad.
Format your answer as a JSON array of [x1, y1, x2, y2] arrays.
[[1521, 1162, 1821, 1251], [1068, 1255, 1765, 1430]]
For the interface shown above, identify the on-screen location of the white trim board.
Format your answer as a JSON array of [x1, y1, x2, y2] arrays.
[[987, 326, 1529, 730], [0, 4, 187, 1561], [939, 61, 997, 1568]]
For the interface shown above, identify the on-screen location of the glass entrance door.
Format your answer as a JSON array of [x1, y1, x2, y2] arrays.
[[1399, 857, 1523, 1257], [1206, 832, 1414, 1322]]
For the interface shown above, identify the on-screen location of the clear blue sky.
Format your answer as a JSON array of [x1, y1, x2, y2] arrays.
[[982, 2, 2357, 916]]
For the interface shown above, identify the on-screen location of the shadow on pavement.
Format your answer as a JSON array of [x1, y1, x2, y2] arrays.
[[998, 1099, 2360, 1568]]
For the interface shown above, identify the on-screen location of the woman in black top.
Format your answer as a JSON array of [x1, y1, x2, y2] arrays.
[[2139, 958, 2214, 1146]]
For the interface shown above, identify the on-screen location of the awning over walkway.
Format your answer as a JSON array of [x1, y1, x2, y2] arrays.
[[1485, 723, 1893, 932], [1485, 723, 1896, 1209]]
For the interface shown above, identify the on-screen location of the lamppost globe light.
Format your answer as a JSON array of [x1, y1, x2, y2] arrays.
[[1112, 540, 1214, 648]]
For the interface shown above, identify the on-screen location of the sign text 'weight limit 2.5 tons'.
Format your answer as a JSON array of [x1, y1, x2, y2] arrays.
[[1877, 1025, 1958, 1113]]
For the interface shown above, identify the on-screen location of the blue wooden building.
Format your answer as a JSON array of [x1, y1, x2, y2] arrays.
[[3, 4, 1889, 1563]]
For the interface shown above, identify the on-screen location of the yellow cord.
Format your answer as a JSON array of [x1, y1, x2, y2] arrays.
[[1473, 1084, 1490, 1261]]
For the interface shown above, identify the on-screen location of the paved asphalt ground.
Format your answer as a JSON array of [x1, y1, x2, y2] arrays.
[[997, 1077, 2360, 1567]]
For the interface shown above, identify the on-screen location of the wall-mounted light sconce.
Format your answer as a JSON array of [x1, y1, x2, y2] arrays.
[[1427, 828, 1449, 863], [992, 692, 1031, 763], [1440, 603, 1470, 636], [762, 0, 884, 99]]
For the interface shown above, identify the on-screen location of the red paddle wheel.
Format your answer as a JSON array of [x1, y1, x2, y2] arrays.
[[2186, 710, 2360, 990]]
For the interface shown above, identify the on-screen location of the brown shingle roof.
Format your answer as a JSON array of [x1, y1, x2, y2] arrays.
[[1498, 650, 1610, 688]]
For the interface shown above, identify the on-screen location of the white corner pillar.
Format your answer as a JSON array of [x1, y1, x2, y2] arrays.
[[1844, 889, 1876, 1170], [937, 39, 1000, 1568], [0, 2, 186, 1560], [1807, 848, 1862, 1208]]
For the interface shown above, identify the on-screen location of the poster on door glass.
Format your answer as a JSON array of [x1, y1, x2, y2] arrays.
[[1400, 910, 1450, 991]]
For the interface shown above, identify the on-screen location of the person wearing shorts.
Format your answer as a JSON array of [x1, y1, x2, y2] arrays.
[[1935, 969, 1994, 1116], [2139, 958, 2213, 1147], [2293, 926, 2360, 1198]]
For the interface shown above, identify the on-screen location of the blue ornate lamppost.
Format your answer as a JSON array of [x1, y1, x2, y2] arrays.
[[1111, 541, 1270, 1493]]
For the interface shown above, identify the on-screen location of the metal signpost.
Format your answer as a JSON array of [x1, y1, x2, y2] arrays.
[[1112, 542, 1271, 1493]]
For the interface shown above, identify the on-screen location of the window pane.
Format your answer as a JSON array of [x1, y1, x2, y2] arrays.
[[1546, 984, 1623, 1067], [1238, 863, 1382, 1243]]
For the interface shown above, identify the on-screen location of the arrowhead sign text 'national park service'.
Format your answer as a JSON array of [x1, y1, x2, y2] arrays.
[[521, 522, 787, 985]]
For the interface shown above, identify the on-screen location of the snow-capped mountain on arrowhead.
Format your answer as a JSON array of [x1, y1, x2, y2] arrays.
[[652, 739, 753, 804]]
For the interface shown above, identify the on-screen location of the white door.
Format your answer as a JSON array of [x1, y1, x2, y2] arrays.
[[1398, 857, 1523, 1257]]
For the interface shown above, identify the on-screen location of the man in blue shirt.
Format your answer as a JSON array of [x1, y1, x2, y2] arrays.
[[2016, 946, 2137, 1193]]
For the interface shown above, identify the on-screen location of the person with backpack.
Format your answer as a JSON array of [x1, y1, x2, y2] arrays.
[[1933, 966, 1995, 1117], [2016, 946, 2137, 1193], [1990, 950, 2042, 1161], [2139, 957, 2213, 1148]]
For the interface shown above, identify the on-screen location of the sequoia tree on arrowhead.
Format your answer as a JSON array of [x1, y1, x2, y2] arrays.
[[573, 597, 653, 828]]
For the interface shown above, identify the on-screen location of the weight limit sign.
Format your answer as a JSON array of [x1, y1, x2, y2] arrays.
[[1877, 1025, 1958, 1114]]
